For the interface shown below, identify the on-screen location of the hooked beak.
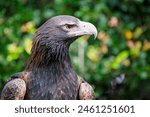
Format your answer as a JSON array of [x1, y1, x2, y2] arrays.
[[67, 21, 97, 39]]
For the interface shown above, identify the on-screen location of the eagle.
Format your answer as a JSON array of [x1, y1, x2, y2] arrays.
[[0, 15, 97, 100]]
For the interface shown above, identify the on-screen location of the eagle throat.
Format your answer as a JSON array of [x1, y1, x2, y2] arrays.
[[25, 36, 79, 99]]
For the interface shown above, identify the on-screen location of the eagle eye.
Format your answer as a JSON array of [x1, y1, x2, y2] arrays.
[[65, 24, 76, 29]]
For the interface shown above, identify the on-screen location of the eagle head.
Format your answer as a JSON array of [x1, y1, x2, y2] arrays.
[[27, 15, 97, 68], [35, 15, 97, 44]]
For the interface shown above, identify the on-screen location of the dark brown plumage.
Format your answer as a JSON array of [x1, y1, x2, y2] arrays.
[[1, 15, 97, 100]]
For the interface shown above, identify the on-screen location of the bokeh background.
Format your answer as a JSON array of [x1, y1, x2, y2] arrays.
[[0, 0, 150, 99]]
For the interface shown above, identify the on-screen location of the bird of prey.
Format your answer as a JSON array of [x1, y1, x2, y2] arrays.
[[0, 15, 97, 100]]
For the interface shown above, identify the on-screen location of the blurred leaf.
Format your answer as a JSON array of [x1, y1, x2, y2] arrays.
[[24, 38, 32, 54], [21, 21, 36, 33], [111, 50, 129, 69], [7, 43, 23, 62], [124, 30, 133, 40], [130, 41, 142, 57], [134, 27, 143, 39], [143, 40, 150, 51], [86, 46, 100, 63]]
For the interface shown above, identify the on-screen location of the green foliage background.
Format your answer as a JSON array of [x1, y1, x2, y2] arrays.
[[0, 0, 150, 99]]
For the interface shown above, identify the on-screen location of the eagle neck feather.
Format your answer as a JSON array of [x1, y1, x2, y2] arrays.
[[25, 37, 78, 99]]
